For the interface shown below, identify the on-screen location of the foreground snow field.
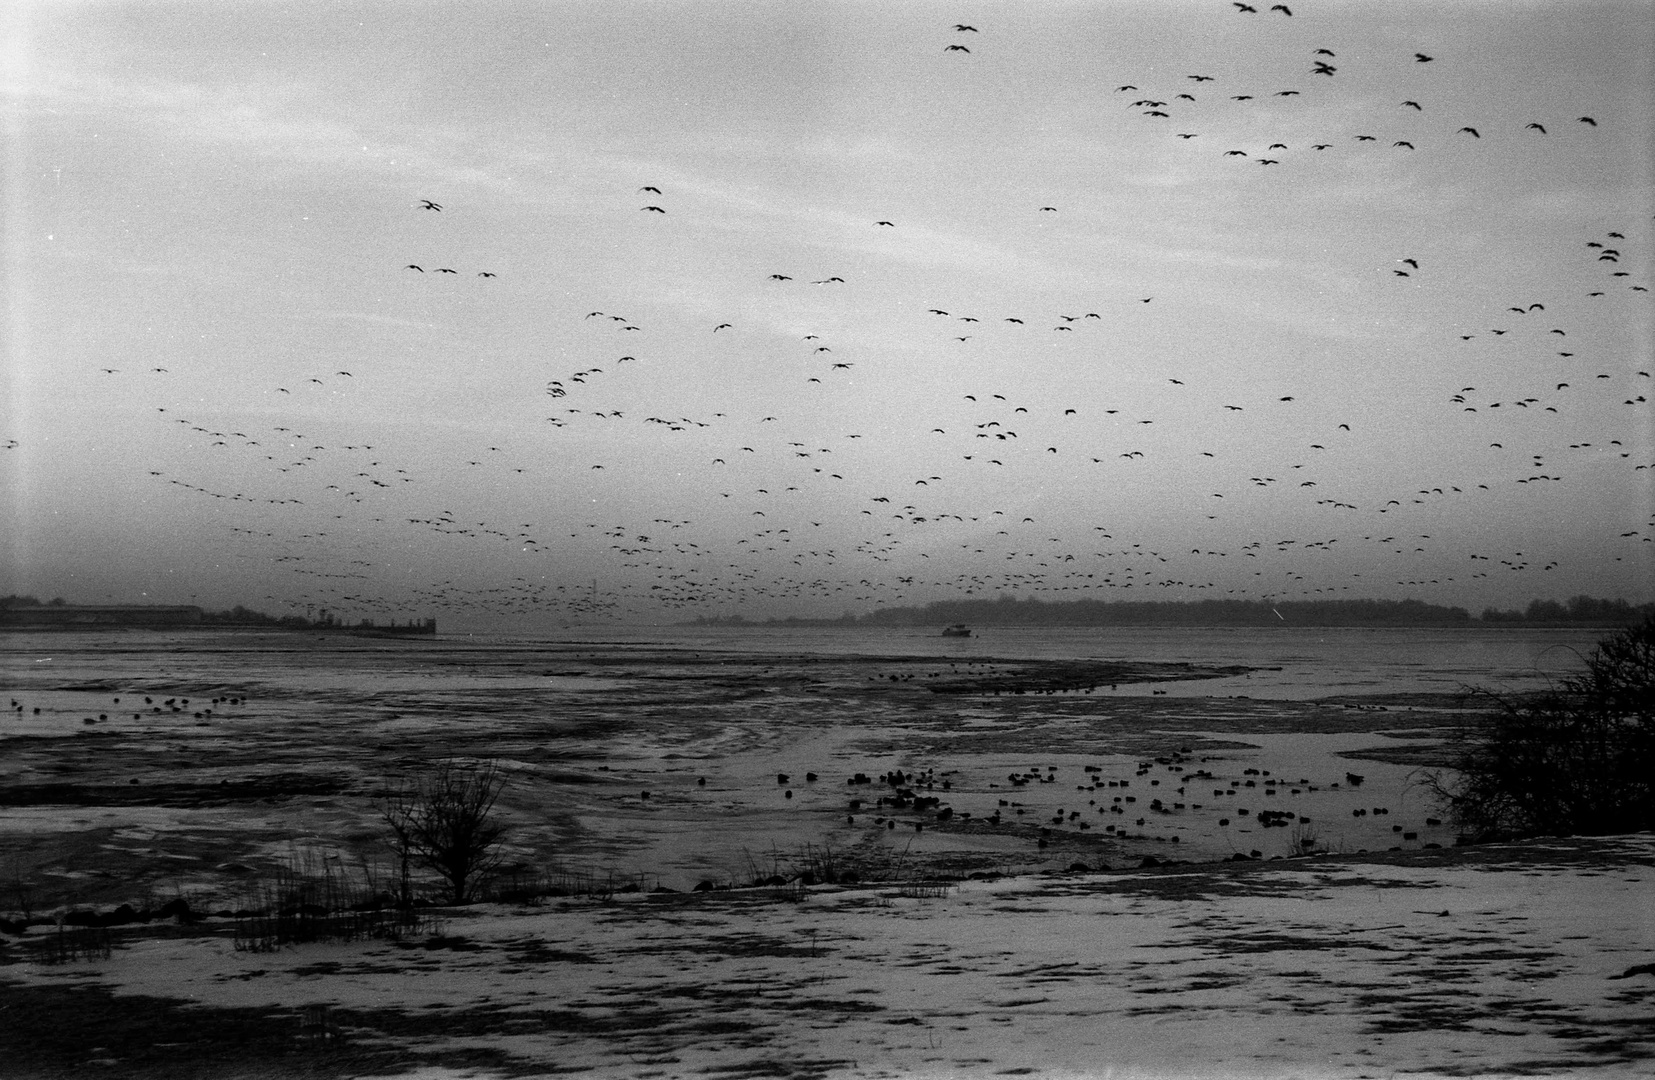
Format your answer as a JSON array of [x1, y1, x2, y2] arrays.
[[5, 834, 1652, 1079]]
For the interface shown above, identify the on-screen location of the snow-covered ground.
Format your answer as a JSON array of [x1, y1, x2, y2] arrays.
[[7, 835, 1652, 1078]]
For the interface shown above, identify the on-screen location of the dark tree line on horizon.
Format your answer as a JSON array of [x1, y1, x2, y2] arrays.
[[0, 597, 431, 632], [691, 594, 1655, 629]]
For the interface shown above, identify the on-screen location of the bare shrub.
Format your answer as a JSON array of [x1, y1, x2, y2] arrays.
[[1288, 819, 1325, 855], [1430, 618, 1655, 840]]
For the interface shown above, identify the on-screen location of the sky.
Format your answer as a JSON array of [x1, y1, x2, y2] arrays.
[[3, 0, 1652, 627]]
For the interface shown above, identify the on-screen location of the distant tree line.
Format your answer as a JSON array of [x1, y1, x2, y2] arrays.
[[856, 596, 1478, 628], [691, 594, 1653, 629], [198, 605, 313, 628], [2, 597, 430, 633], [198, 605, 434, 633], [1479, 595, 1655, 626]]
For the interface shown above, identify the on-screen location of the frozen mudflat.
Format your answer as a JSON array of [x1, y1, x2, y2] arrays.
[[1, 626, 1647, 1077], [3, 836, 1653, 1079]]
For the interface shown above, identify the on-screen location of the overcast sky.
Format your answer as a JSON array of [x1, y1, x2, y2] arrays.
[[3, 1, 1651, 625]]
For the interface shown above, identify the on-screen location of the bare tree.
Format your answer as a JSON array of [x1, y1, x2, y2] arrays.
[[383, 760, 509, 904]]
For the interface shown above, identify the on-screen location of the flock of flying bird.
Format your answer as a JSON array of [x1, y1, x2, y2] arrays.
[[33, 6, 1649, 625]]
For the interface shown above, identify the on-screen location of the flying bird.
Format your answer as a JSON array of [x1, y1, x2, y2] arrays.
[[418, 200, 441, 210], [945, 44, 970, 53]]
